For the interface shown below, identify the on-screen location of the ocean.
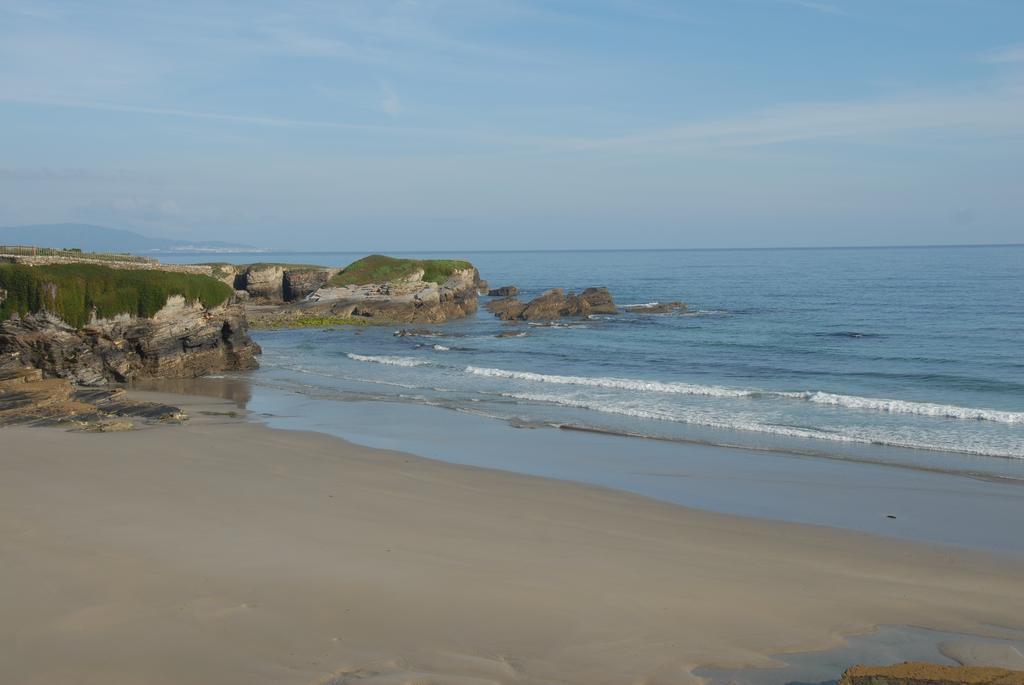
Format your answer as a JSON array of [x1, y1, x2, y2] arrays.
[[157, 245, 1024, 550], [167, 246, 1023, 457]]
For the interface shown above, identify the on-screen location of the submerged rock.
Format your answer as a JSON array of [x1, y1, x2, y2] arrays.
[[623, 301, 687, 314], [487, 287, 617, 321]]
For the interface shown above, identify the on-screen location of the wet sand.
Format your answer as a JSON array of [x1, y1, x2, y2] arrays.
[[2, 393, 1023, 685]]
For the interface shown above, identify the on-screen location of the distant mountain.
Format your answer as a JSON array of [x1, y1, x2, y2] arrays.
[[0, 223, 258, 254]]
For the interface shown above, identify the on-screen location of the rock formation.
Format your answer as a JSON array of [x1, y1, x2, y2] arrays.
[[277, 266, 483, 324], [0, 296, 260, 386], [839, 663, 1024, 685], [488, 285, 519, 297], [487, 287, 617, 321], [224, 264, 340, 303]]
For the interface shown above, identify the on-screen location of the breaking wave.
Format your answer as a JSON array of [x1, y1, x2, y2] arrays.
[[345, 353, 432, 368]]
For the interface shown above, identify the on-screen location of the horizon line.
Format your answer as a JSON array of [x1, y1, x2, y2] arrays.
[[157, 242, 1024, 254]]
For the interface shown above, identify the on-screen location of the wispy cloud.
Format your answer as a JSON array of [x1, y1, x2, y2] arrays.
[[379, 84, 401, 117], [559, 89, 1024, 153], [783, 0, 848, 16], [979, 44, 1024, 64]]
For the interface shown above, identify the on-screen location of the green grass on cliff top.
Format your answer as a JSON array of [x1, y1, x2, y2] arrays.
[[0, 263, 233, 328], [329, 255, 473, 287]]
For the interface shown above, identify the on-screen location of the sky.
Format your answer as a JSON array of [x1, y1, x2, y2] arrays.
[[1, 0, 1022, 250]]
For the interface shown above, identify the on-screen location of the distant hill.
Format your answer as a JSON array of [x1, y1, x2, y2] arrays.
[[0, 224, 256, 254]]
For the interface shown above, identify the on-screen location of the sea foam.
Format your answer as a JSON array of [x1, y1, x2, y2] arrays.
[[346, 353, 432, 368], [800, 391, 1024, 424], [465, 366, 755, 397]]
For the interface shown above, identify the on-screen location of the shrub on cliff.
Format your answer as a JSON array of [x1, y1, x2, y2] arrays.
[[329, 255, 473, 287], [0, 263, 233, 328]]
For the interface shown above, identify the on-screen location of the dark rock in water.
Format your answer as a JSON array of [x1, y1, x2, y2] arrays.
[[488, 287, 617, 321], [488, 285, 519, 297], [0, 299, 260, 386], [496, 330, 529, 338], [486, 298, 528, 320], [623, 301, 686, 314], [394, 328, 444, 337], [839, 663, 1024, 685]]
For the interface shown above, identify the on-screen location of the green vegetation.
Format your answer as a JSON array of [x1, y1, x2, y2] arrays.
[[202, 262, 239, 281], [0, 263, 233, 328], [248, 314, 373, 330], [329, 255, 473, 287]]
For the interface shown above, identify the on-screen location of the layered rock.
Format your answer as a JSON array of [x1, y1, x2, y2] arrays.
[[235, 264, 285, 301], [487, 287, 617, 321], [222, 264, 340, 303], [0, 296, 260, 386], [293, 266, 483, 324], [283, 269, 336, 300]]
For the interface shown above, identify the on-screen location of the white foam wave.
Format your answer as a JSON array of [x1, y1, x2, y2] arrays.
[[464, 365, 1024, 425], [800, 392, 1024, 424], [465, 366, 754, 397], [501, 392, 1023, 459], [432, 344, 451, 351], [346, 353, 431, 368]]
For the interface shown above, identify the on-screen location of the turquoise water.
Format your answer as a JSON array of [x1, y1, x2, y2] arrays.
[[166, 246, 1024, 465]]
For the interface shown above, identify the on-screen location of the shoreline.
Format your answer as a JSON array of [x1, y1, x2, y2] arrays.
[[133, 377, 1024, 554], [2, 391, 1023, 684]]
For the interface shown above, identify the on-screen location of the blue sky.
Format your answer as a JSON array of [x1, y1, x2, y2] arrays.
[[1, 0, 1022, 249]]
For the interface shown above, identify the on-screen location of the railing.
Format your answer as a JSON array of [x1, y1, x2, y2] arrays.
[[0, 246, 157, 264]]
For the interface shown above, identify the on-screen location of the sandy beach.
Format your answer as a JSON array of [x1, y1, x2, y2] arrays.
[[2, 393, 1023, 685]]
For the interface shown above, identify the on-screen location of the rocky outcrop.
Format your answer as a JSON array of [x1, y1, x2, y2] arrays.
[[293, 267, 482, 324], [623, 301, 686, 314], [283, 269, 335, 300], [235, 264, 285, 301], [488, 285, 519, 297], [0, 296, 260, 386], [224, 265, 340, 303], [839, 663, 1024, 685], [487, 287, 617, 321]]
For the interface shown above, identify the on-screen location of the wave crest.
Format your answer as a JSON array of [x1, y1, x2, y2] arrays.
[[346, 353, 432, 368]]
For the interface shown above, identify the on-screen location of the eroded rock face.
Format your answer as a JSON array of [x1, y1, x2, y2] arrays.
[[225, 265, 340, 303], [488, 285, 519, 297], [0, 297, 260, 386], [236, 265, 286, 301], [300, 267, 482, 324], [487, 287, 617, 321], [283, 270, 335, 301]]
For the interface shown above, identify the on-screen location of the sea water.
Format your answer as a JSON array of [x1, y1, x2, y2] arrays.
[[165, 246, 1024, 464]]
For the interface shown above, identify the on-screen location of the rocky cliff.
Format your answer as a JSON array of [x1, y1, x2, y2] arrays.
[[219, 264, 340, 303], [0, 296, 260, 386], [247, 257, 486, 325], [302, 266, 482, 323]]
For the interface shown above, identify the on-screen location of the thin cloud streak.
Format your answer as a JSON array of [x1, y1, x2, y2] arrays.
[[784, 0, 848, 16], [980, 44, 1024, 64], [558, 91, 1024, 153]]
